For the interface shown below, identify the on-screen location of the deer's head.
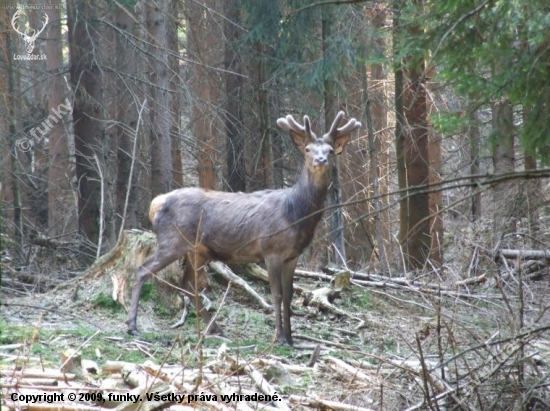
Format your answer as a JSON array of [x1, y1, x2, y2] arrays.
[[11, 10, 49, 54], [277, 111, 361, 180]]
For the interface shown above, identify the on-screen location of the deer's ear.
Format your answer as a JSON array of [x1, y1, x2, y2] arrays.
[[277, 115, 315, 150], [331, 134, 351, 154], [323, 114, 361, 154], [288, 130, 309, 149]]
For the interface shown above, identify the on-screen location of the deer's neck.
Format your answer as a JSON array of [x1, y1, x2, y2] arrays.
[[285, 168, 328, 228]]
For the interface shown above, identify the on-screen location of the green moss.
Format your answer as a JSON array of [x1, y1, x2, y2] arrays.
[[154, 304, 173, 318], [0, 323, 34, 345], [382, 337, 396, 352], [140, 283, 157, 302], [91, 292, 122, 312], [354, 291, 373, 311]]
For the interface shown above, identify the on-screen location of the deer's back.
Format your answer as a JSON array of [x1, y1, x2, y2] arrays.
[[150, 187, 310, 263]]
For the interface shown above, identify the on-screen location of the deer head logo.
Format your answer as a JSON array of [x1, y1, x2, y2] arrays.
[[11, 10, 49, 54]]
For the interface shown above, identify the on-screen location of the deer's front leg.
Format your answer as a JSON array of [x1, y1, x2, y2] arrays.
[[281, 258, 298, 346], [265, 255, 285, 344]]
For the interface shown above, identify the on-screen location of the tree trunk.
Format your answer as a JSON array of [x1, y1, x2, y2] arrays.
[[469, 109, 482, 222], [401, 59, 430, 270], [426, 71, 443, 267], [394, 2, 408, 272], [395, 4, 431, 270], [363, 81, 389, 273], [4, 13, 23, 243], [68, 0, 105, 260], [146, 0, 173, 197], [224, 0, 246, 193], [46, 1, 76, 236], [521, 108, 540, 240], [257, 43, 274, 189], [524, 153, 540, 238], [27, 10, 49, 231], [114, 3, 141, 233], [359, 5, 390, 271], [169, 0, 184, 189], [368, 6, 391, 259], [101, 7, 118, 251], [270, 82, 284, 189], [185, 0, 222, 190], [492, 98, 516, 246], [428, 128, 443, 267], [322, 7, 346, 267], [247, 42, 274, 192]]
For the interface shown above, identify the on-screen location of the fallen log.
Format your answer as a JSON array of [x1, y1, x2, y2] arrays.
[[500, 249, 550, 259], [209, 262, 271, 311]]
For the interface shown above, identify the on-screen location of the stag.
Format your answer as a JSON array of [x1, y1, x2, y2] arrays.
[[126, 112, 361, 345], [11, 10, 49, 54]]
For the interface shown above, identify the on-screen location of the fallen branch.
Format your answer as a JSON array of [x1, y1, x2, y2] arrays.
[[499, 249, 550, 259], [209, 262, 271, 311], [0, 378, 58, 386], [289, 395, 376, 411], [2, 402, 105, 411], [454, 274, 487, 286], [102, 361, 135, 374], [0, 343, 24, 351], [224, 354, 290, 411], [302, 287, 350, 317], [236, 263, 269, 282], [325, 356, 375, 383], [7, 369, 75, 381], [170, 293, 217, 329]]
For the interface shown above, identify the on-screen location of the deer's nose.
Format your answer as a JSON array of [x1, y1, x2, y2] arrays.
[[315, 156, 328, 165]]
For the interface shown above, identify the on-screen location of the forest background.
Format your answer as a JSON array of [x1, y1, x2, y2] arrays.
[[2, 0, 549, 271]]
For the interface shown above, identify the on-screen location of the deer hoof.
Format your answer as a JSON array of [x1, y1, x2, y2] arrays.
[[206, 322, 224, 336], [127, 327, 140, 336], [277, 335, 293, 346]]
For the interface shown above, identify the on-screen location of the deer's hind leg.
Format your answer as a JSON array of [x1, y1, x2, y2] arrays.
[[127, 240, 185, 335]]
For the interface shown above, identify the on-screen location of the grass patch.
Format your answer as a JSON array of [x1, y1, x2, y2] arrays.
[[353, 291, 373, 310], [140, 283, 157, 302], [154, 304, 173, 318], [0, 323, 188, 366], [91, 292, 122, 312], [0, 320, 34, 345]]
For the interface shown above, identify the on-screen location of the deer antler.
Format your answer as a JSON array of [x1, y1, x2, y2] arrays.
[[277, 115, 315, 139], [327, 111, 345, 137], [11, 10, 25, 37], [324, 111, 361, 144], [337, 117, 362, 135], [277, 114, 317, 147], [11, 11, 49, 40]]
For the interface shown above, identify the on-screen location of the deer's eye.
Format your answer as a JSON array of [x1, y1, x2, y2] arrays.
[[305, 147, 311, 153], [328, 148, 334, 155]]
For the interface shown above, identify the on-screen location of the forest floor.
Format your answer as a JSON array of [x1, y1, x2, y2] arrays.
[[2, 234, 550, 410]]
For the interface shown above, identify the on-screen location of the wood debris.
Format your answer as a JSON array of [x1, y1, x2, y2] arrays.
[[1, 346, 378, 411]]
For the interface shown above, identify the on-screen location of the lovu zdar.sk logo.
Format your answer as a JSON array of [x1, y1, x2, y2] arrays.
[[11, 10, 49, 54]]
